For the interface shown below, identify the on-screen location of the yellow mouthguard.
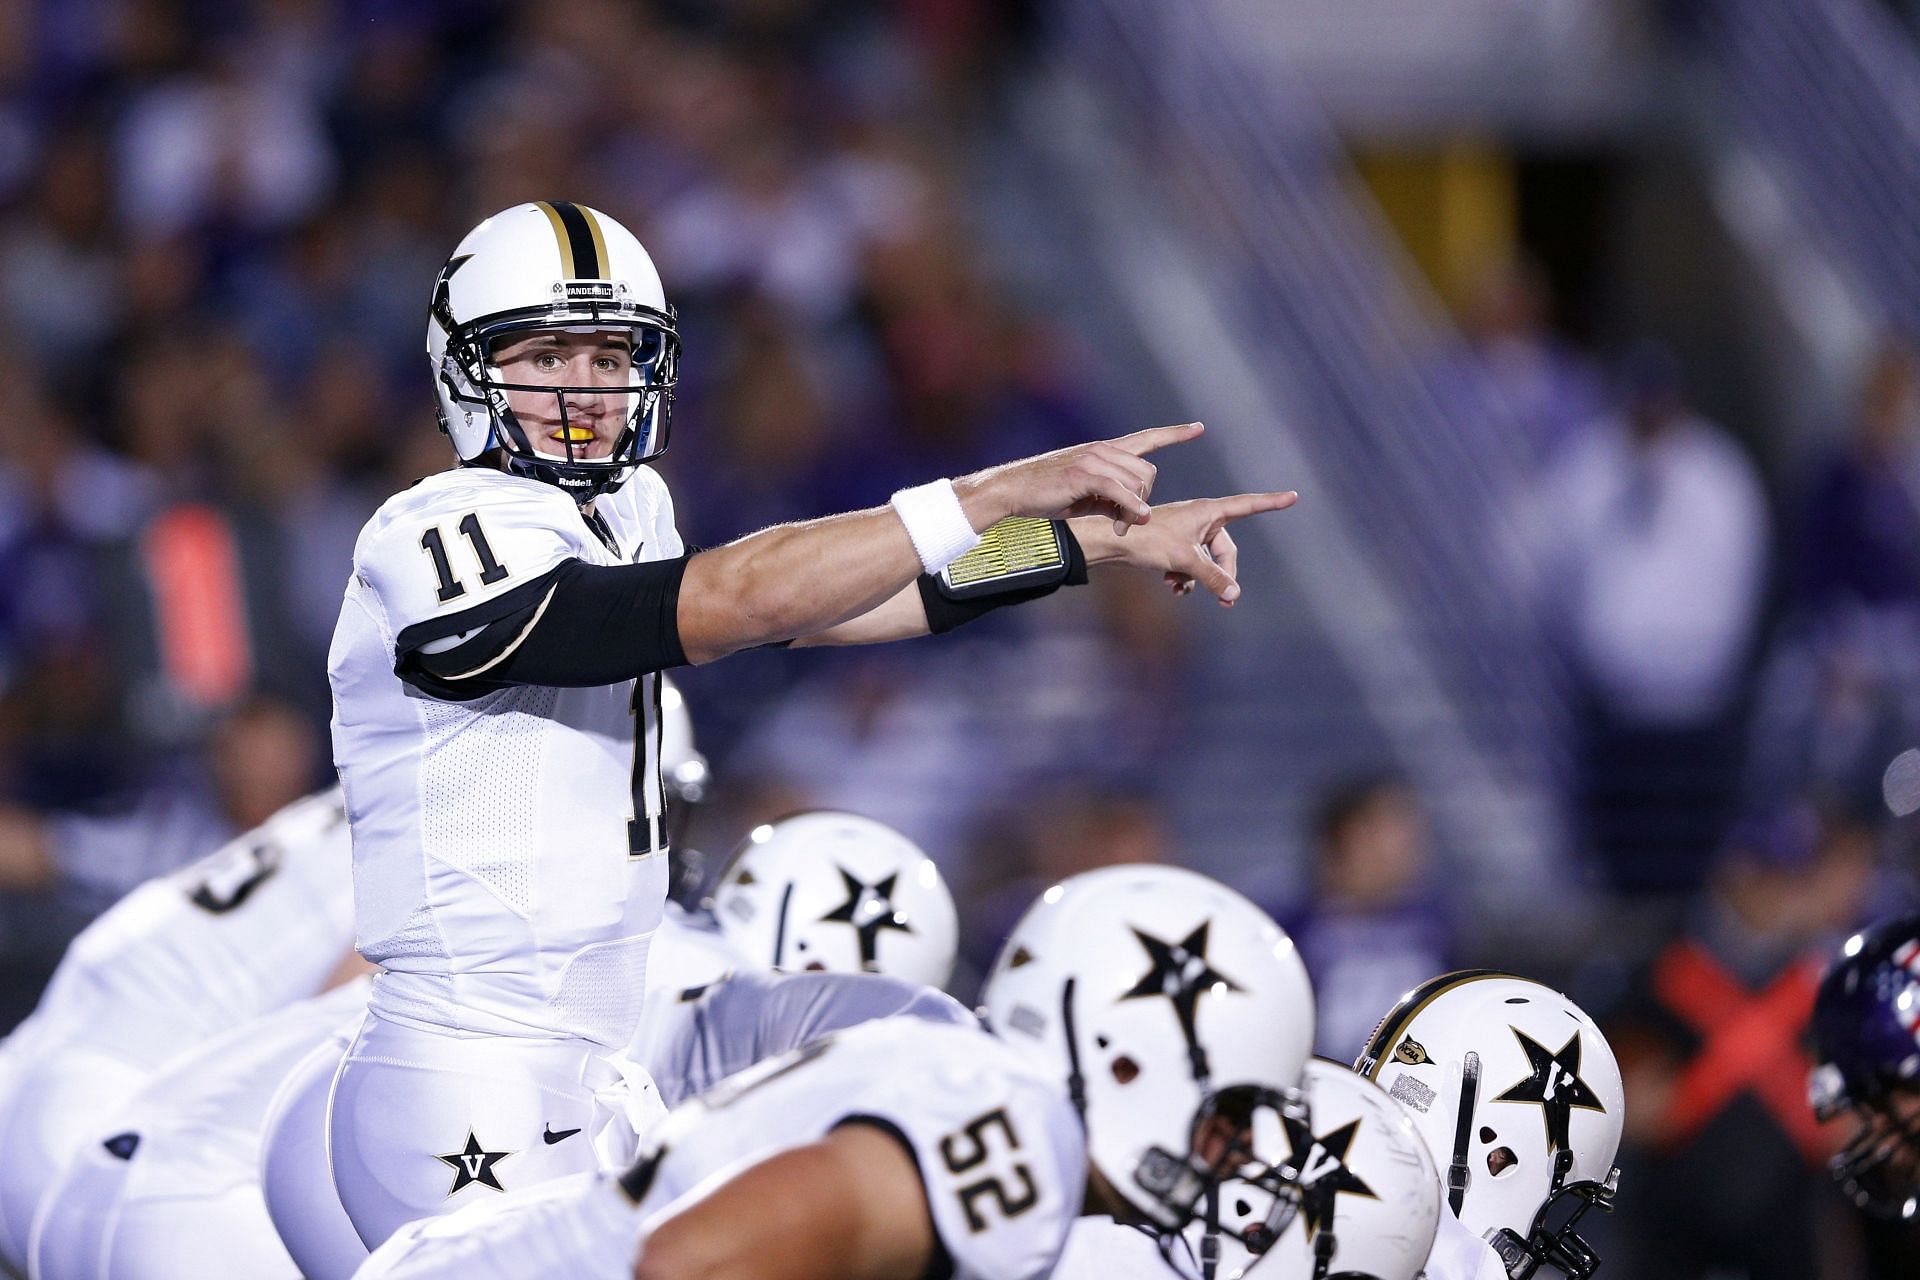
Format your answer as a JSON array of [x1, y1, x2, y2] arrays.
[[555, 426, 596, 444]]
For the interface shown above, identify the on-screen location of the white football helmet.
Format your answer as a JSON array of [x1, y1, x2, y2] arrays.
[[1196, 1059, 1440, 1280], [427, 201, 678, 503], [981, 865, 1317, 1253], [709, 811, 959, 989], [1355, 972, 1623, 1280]]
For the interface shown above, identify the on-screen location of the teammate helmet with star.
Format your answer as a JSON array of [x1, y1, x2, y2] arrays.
[[427, 201, 679, 503], [708, 811, 959, 989], [980, 864, 1317, 1254], [1809, 913, 1920, 1220], [1203, 1058, 1440, 1280], [1355, 971, 1623, 1280]]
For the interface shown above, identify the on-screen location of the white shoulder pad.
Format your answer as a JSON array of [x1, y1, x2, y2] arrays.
[[601, 465, 685, 564], [355, 470, 593, 649], [1424, 1209, 1510, 1280]]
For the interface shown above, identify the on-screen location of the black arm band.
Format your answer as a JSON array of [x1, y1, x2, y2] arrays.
[[915, 518, 1087, 635], [397, 555, 690, 700]]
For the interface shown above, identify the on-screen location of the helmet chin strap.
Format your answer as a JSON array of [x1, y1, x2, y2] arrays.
[[1060, 978, 1088, 1117], [1448, 1050, 1481, 1216], [1198, 1185, 1219, 1280], [771, 882, 797, 971]]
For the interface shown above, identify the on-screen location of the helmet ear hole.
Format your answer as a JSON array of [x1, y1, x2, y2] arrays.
[[1487, 1145, 1518, 1176], [1111, 1056, 1140, 1085]]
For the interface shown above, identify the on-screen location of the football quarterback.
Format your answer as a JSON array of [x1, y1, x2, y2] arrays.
[[327, 196, 1298, 1246]]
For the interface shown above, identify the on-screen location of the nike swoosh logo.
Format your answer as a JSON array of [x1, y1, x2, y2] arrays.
[[542, 1125, 583, 1145]]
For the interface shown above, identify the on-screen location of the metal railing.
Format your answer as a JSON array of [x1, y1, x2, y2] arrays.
[[1042, 0, 1580, 892], [1699, 0, 1920, 338]]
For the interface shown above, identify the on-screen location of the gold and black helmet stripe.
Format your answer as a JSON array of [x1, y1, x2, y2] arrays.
[[534, 200, 609, 279], [1355, 969, 1521, 1080]]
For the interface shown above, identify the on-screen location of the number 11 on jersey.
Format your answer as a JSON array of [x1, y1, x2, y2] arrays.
[[628, 672, 666, 859]]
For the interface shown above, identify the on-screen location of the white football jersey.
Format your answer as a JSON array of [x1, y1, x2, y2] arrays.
[[331, 466, 684, 1046], [26, 979, 372, 1280], [1422, 1210, 1510, 1280], [358, 1019, 1087, 1280], [1051, 1217, 1182, 1279], [639, 902, 741, 1000], [6, 788, 354, 1071], [632, 968, 974, 1109]]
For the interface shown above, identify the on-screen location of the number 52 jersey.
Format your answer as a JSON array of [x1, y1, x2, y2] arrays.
[[329, 465, 684, 1048], [357, 1017, 1088, 1280]]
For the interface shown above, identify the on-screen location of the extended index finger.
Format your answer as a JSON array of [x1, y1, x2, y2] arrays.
[[1111, 420, 1205, 457], [1209, 490, 1300, 522]]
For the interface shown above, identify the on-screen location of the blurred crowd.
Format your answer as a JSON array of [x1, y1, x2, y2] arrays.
[[1457, 255, 1920, 1275], [0, 3, 1918, 1272]]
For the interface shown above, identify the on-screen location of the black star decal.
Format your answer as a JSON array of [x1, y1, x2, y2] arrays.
[[816, 867, 914, 968], [1282, 1115, 1378, 1241], [429, 254, 474, 336], [1493, 1028, 1606, 1156], [1120, 922, 1243, 1080], [435, 1131, 512, 1196]]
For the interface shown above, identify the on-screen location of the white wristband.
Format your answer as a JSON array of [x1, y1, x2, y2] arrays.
[[891, 479, 982, 575]]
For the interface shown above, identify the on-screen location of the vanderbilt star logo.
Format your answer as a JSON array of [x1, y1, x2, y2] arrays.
[[429, 254, 474, 335], [1494, 1028, 1606, 1156], [1282, 1115, 1378, 1242], [817, 867, 914, 967], [1120, 922, 1242, 1080], [435, 1131, 512, 1196]]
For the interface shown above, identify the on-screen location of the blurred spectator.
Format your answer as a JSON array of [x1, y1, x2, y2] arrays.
[[0, 694, 320, 1027], [1599, 795, 1880, 1279], [0, 694, 320, 913], [0, 123, 122, 402], [1275, 774, 1455, 1062], [725, 652, 1001, 871], [1447, 255, 1606, 464], [1795, 340, 1920, 618], [953, 782, 1171, 1000], [1745, 341, 1920, 812], [1514, 344, 1770, 893], [116, 34, 336, 240]]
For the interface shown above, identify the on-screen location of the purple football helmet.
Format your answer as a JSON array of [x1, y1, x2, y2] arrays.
[[1809, 913, 1920, 1219]]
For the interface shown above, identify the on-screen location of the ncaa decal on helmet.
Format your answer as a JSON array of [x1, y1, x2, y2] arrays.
[[709, 811, 960, 990], [1356, 971, 1623, 1280], [426, 201, 679, 503], [982, 864, 1316, 1257]]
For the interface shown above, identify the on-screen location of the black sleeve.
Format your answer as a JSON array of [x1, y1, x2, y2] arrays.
[[395, 555, 691, 700]]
